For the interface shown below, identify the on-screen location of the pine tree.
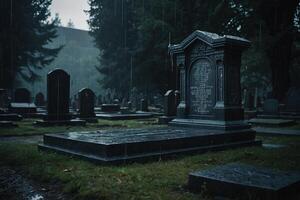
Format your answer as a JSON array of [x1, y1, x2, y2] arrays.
[[88, 0, 138, 97], [0, 0, 61, 89]]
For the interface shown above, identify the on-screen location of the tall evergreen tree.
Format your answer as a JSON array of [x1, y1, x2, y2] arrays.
[[89, 0, 300, 100], [88, 0, 138, 97], [0, 0, 61, 89]]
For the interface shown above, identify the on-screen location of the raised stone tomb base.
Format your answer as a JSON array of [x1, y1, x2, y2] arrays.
[[158, 116, 175, 124], [170, 118, 251, 131], [79, 117, 98, 123], [38, 128, 260, 164], [35, 119, 86, 126], [96, 113, 153, 120], [188, 163, 300, 200], [0, 114, 23, 121], [0, 121, 17, 128], [9, 103, 37, 115], [248, 118, 296, 127], [258, 113, 300, 120]]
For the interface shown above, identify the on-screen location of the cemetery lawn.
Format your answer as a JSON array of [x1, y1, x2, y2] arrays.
[[0, 136, 299, 200], [0, 118, 161, 137]]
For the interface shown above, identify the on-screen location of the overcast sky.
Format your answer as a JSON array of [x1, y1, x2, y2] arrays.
[[50, 0, 90, 30]]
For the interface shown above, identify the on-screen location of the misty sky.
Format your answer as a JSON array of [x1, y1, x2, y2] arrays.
[[50, 0, 90, 30]]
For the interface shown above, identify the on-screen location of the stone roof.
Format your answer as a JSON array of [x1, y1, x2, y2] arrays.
[[169, 30, 250, 54]]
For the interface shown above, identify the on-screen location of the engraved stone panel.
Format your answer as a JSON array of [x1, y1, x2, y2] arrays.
[[189, 59, 215, 115]]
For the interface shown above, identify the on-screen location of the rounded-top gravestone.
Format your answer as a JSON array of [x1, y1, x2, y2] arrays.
[[79, 88, 95, 118], [263, 99, 279, 115], [35, 92, 45, 107], [285, 88, 300, 112], [140, 99, 148, 112], [14, 88, 31, 103], [164, 90, 176, 116], [46, 69, 71, 121]]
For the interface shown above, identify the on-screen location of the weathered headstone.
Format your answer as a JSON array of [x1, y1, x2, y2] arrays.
[[0, 89, 22, 121], [35, 92, 45, 107], [121, 98, 127, 107], [127, 101, 132, 110], [244, 90, 255, 110], [113, 99, 120, 105], [158, 90, 177, 124], [101, 104, 120, 112], [97, 94, 102, 106], [140, 99, 148, 112], [285, 87, 300, 113], [0, 89, 7, 108], [169, 30, 252, 130], [263, 99, 279, 115], [164, 90, 176, 116], [174, 90, 180, 108], [14, 88, 30, 103], [79, 88, 96, 122]]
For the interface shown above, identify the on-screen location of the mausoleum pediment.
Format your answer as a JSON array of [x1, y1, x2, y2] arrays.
[[169, 30, 250, 54]]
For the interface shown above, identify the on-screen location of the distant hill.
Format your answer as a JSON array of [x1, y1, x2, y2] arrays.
[[15, 26, 104, 100]]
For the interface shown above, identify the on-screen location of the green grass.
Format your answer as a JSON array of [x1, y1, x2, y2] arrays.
[[285, 122, 300, 130], [0, 118, 163, 137], [0, 136, 299, 200]]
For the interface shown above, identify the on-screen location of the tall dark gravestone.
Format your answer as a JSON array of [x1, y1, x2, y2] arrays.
[[79, 88, 97, 122], [36, 69, 85, 126], [14, 88, 30, 103], [46, 69, 70, 121], [169, 31, 251, 131]]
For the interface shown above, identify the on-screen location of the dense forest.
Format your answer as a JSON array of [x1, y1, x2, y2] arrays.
[[88, 0, 300, 101], [0, 0, 61, 89]]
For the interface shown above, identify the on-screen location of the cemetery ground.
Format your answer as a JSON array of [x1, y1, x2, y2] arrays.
[[0, 119, 299, 199]]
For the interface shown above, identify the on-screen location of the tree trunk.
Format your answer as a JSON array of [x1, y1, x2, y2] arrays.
[[270, 31, 293, 101], [259, 0, 299, 101]]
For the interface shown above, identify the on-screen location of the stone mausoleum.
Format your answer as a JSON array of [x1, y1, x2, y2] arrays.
[[169, 30, 251, 131]]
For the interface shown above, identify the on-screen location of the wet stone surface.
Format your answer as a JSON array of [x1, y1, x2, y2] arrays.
[[50, 127, 222, 145], [189, 163, 300, 199]]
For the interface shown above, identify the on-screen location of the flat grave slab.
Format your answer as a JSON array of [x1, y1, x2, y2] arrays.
[[9, 103, 37, 114], [248, 118, 296, 127], [39, 128, 260, 164], [257, 114, 300, 120], [253, 127, 300, 136], [188, 163, 300, 200], [35, 119, 86, 126], [158, 116, 175, 124], [96, 113, 153, 120], [0, 121, 17, 128], [0, 113, 22, 121], [262, 143, 286, 149]]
